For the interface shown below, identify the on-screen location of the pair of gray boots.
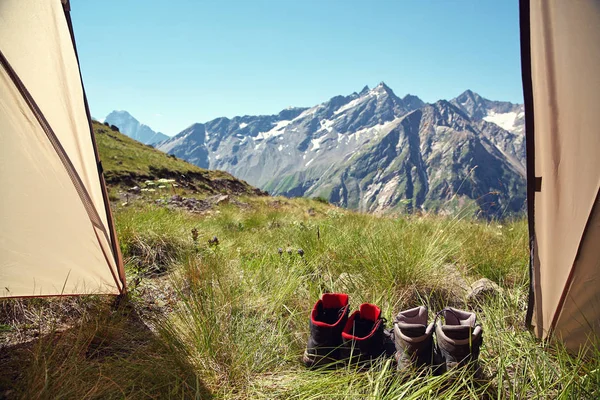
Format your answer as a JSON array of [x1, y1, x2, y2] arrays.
[[393, 306, 483, 374]]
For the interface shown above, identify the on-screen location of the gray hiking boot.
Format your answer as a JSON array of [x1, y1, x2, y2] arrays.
[[393, 306, 436, 372], [434, 307, 483, 372]]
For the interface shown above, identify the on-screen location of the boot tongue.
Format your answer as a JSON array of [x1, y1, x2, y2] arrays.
[[397, 323, 426, 338], [352, 316, 376, 338], [311, 293, 348, 326], [443, 308, 476, 326], [320, 307, 343, 324], [441, 325, 474, 340], [321, 293, 349, 309], [359, 303, 381, 322]]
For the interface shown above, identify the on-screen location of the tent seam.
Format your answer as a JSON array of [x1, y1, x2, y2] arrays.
[[61, 2, 127, 293], [519, 0, 538, 330]]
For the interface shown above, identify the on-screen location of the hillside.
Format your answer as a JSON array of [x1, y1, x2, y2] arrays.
[[156, 84, 526, 218], [93, 121, 263, 196]]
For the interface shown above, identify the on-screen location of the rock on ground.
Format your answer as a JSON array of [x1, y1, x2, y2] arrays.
[[467, 278, 503, 305]]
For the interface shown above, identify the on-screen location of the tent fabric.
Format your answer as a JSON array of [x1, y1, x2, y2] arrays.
[[0, 0, 124, 297], [524, 0, 600, 352]]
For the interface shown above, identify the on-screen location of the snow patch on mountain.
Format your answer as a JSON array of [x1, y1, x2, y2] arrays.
[[311, 136, 326, 151], [256, 120, 291, 140], [483, 111, 519, 132], [320, 119, 335, 132]]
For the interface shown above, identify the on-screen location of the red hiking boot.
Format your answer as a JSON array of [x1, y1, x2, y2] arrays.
[[302, 293, 350, 368], [340, 303, 389, 365]]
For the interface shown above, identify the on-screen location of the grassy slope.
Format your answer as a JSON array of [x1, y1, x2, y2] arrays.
[[94, 121, 261, 196], [1, 196, 598, 399]]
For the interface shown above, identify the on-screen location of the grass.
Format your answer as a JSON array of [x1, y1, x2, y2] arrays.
[[1, 196, 598, 399]]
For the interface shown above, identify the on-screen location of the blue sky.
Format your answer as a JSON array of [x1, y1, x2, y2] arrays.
[[72, 0, 522, 136]]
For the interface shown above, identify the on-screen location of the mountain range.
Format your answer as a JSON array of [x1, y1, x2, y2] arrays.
[[108, 83, 526, 218], [104, 110, 169, 145]]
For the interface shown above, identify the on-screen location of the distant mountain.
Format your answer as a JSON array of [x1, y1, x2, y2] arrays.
[[157, 84, 526, 218], [450, 90, 525, 135], [104, 111, 169, 145]]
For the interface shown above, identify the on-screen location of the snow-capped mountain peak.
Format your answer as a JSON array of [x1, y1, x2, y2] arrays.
[[155, 84, 526, 218]]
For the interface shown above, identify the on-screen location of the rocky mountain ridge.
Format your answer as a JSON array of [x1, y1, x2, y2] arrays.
[[152, 83, 525, 218]]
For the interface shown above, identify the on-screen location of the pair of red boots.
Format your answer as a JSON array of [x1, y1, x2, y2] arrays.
[[302, 293, 395, 368]]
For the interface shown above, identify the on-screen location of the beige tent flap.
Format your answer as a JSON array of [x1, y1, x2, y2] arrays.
[[554, 195, 600, 352], [0, 0, 124, 297], [526, 0, 600, 352]]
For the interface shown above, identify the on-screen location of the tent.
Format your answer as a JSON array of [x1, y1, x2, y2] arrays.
[[0, 0, 125, 297], [521, 0, 600, 353]]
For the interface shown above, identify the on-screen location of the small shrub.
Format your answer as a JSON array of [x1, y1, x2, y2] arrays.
[[108, 191, 120, 202], [110, 124, 120, 132], [125, 234, 185, 275], [313, 196, 329, 204]]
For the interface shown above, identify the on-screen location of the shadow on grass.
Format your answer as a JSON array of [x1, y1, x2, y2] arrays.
[[0, 297, 212, 400]]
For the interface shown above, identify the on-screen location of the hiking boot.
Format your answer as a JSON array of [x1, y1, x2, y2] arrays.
[[393, 306, 436, 372], [340, 303, 387, 365], [434, 307, 483, 372], [302, 293, 350, 368]]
